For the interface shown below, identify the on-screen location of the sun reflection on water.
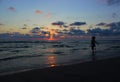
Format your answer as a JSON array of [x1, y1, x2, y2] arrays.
[[47, 55, 56, 67], [46, 48, 58, 67]]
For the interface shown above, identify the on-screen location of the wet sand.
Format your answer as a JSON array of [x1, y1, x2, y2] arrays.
[[0, 56, 120, 82]]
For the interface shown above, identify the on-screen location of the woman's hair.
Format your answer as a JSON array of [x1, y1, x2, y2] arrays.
[[92, 36, 95, 40]]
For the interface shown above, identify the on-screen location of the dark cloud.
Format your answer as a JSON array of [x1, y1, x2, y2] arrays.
[[68, 29, 85, 35], [30, 27, 50, 37], [0, 32, 48, 40], [41, 31, 48, 35], [51, 21, 65, 26], [107, 0, 120, 5], [105, 21, 120, 28], [21, 24, 27, 29], [70, 22, 86, 26], [107, 21, 120, 32], [87, 28, 120, 36], [8, 6, 16, 12], [30, 27, 41, 34], [21, 27, 27, 29], [88, 21, 120, 36], [63, 25, 69, 28], [87, 28, 112, 36], [96, 22, 107, 26]]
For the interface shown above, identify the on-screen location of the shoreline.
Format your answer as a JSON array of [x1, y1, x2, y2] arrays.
[[0, 56, 120, 82], [0, 52, 119, 76]]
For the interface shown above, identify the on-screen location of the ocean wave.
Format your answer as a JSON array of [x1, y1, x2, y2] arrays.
[[110, 46, 120, 49], [0, 45, 30, 48], [0, 41, 62, 44], [0, 54, 43, 62], [52, 44, 74, 48]]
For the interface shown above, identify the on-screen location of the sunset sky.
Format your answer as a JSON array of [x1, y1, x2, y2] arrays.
[[0, 0, 120, 40]]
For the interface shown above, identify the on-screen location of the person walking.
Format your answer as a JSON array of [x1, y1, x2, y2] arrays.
[[91, 36, 98, 53]]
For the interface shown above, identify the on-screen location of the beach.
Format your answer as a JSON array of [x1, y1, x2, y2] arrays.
[[1, 0, 120, 81], [0, 40, 120, 82], [0, 56, 120, 82]]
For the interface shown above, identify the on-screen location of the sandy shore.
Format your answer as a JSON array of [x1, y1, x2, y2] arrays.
[[0, 56, 120, 82]]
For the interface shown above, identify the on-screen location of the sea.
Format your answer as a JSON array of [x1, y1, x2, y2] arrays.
[[0, 39, 120, 75]]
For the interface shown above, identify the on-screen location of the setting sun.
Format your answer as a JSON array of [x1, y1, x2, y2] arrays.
[[48, 29, 58, 41], [0, 0, 120, 82]]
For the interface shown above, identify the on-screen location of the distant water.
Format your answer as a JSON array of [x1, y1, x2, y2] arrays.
[[0, 40, 120, 75]]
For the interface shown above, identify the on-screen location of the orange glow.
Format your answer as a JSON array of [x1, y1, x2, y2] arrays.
[[50, 64, 56, 67], [49, 56, 55, 59], [48, 36, 56, 41], [46, 48, 57, 67], [47, 55, 57, 67], [48, 29, 58, 41], [45, 34, 49, 37]]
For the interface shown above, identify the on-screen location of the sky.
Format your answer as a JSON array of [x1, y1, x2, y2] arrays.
[[0, 0, 120, 40]]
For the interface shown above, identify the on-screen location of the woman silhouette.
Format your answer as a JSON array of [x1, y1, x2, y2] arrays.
[[91, 36, 98, 53]]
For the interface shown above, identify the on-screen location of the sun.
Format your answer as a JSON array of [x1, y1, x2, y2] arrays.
[[48, 29, 58, 41], [48, 36, 55, 41]]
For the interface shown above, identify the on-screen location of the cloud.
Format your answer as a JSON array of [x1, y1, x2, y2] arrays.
[[105, 21, 120, 30], [68, 29, 85, 35], [63, 25, 69, 28], [8, 6, 16, 12], [0, 32, 49, 40], [96, 22, 107, 26], [21, 27, 27, 29], [51, 21, 65, 27], [30, 27, 50, 36], [41, 31, 49, 35], [87, 28, 120, 36], [87, 28, 109, 35], [70, 22, 86, 26], [30, 27, 41, 34], [21, 24, 28, 29], [107, 0, 120, 5], [35, 10, 42, 14], [87, 28, 115, 36], [105, 21, 120, 27], [88, 21, 120, 36]]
